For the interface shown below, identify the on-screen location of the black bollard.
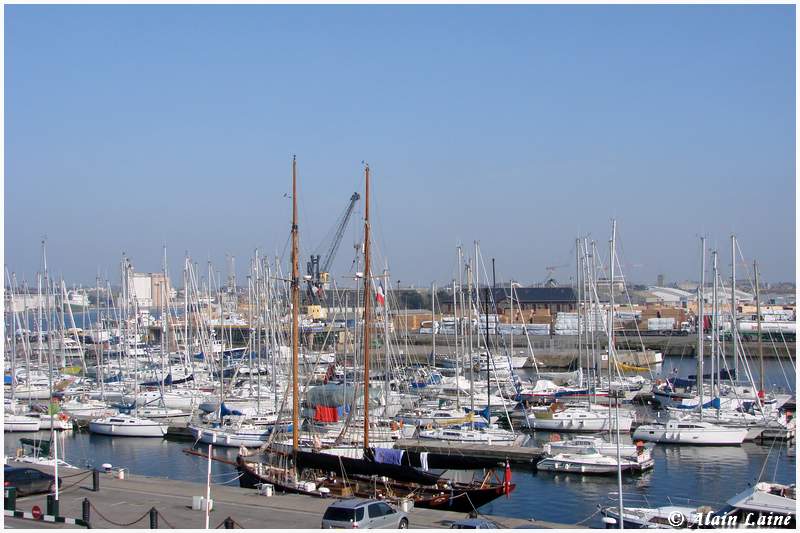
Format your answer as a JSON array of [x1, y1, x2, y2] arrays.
[[149, 507, 158, 529], [82, 498, 91, 528], [92, 469, 100, 492], [224, 517, 235, 529], [4, 487, 16, 511], [46, 494, 59, 517]]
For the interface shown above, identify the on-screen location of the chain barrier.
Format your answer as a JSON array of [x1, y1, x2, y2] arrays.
[[88, 502, 151, 527], [159, 512, 177, 529], [58, 471, 94, 492], [576, 507, 602, 525]]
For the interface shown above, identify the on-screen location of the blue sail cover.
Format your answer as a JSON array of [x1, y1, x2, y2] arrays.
[[674, 397, 722, 410], [462, 406, 493, 422], [219, 403, 243, 417]]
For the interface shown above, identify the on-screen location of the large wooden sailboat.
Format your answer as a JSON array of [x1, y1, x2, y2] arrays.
[[229, 160, 515, 512]]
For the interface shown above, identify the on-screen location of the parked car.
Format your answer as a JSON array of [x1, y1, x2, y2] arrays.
[[3, 466, 61, 496], [321, 498, 408, 529], [450, 518, 499, 529]]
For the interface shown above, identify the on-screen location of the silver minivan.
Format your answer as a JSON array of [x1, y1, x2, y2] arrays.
[[321, 498, 409, 529]]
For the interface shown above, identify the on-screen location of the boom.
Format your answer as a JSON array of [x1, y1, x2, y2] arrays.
[[307, 192, 360, 300]]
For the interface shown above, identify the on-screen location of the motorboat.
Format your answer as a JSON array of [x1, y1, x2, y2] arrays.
[[542, 435, 640, 458], [537, 447, 654, 475], [601, 503, 704, 528], [713, 482, 795, 528]]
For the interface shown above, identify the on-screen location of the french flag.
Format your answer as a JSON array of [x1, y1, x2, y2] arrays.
[[376, 282, 386, 306]]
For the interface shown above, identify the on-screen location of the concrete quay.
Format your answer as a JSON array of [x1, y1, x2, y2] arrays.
[[4, 462, 577, 529]]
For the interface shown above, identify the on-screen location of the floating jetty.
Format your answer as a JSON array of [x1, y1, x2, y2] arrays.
[[3, 462, 578, 529], [394, 439, 545, 466]]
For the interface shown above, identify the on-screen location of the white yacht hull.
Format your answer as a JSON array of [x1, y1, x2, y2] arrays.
[[4, 415, 41, 432], [633, 424, 747, 445], [89, 417, 168, 437]]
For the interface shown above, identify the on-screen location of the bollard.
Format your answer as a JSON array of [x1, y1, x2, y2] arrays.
[[224, 517, 235, 529], [4, 487, 16, 511], [46, 494, 59, 517], [92, 469, 100, 492], [149, 507, 158, 529], [82, 498, 91, 528]]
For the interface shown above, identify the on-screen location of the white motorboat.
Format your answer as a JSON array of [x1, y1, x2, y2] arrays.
[[4, 414, 41, 432], [632, 418, 748, 445], [715, 482, 796, 527], [89, 414, 168, 437], [601, 482, 796, 528], [601, 503, 704, 528], [537, 447, 654, 474], [543, 436, 639, 458]]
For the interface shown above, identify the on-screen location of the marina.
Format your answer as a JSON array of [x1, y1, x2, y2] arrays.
[[4, 4, 797, 531]]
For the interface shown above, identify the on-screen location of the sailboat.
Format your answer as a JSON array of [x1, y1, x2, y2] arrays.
[[232, 160, 515, 511], [633, 242, 746, 446], [88, 257, 168, 439]]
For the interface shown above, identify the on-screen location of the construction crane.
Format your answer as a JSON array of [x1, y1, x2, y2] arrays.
[[543, 264, 569, 286], [306, 192, 361, 301]]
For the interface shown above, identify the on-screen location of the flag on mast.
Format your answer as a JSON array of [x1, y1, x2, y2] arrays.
[[376, 282, 386, 306]]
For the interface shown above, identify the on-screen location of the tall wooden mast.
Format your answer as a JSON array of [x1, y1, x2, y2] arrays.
[[291, 155, 300, 453], [361, 163, 371, 451]]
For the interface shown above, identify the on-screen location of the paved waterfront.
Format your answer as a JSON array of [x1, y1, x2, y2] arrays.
[[4, 463, 573, 529]]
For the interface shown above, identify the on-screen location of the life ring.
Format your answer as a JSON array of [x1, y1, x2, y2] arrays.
[[58, 413, 69, 421]]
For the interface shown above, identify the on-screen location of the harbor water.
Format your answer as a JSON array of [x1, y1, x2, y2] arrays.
[[4, 356, 796, 527]]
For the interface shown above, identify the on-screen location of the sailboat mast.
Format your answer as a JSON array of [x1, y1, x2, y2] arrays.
[[731, 235, 737, 380], [697, 237, 705, 419], [361, 163, 372, 450], [608, 220, 623, 530], [711, 251, 718, 399], [291, 155, 300, 453], [754, 261, 763, 395]]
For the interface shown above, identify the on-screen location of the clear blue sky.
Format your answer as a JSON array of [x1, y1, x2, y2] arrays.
[[4, 4, 795, 288]]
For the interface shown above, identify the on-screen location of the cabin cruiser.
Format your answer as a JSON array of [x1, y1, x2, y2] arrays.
[[712, 482, 795, 528], [543, 435, 640, 458], [601, 502, 704, 528], [601, 482, 795, 528], [537, 446, 654, 475]]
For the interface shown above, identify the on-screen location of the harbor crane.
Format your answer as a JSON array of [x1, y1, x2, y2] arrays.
[[543, 264, 569, 286], [306, 192, 361, 301]]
